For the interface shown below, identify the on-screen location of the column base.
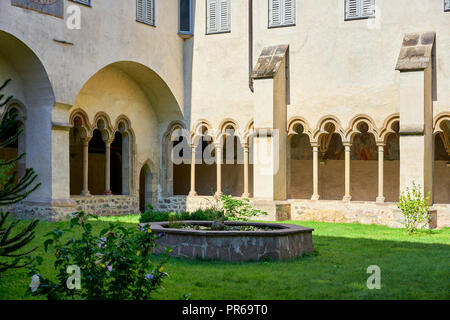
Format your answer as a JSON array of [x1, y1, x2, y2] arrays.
[[342, 195, 352, 202], [103, 190, 113, 195], [311, 194, 320, 201], [81, 190, 91, 197], [376, 196, 385, 204], [188, 191, 198, 197], [241, 193, 250, 199], [214, 191, 223, 198]]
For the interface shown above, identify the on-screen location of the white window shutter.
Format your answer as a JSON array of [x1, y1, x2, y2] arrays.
[[445, 0, 450, 11], [269, 0, 282, 27], [284, 0, 295, 25], [361, 0, 375, 17], [219, 0, 230, 32], [207, 0, 219, 33], [137, 0, 144, 21], [345, 0, 359, 19]]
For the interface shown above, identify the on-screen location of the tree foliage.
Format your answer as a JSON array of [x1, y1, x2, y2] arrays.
[[0, 79, 40, 275]]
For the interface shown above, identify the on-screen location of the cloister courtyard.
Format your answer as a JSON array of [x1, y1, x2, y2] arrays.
[[0, 215, 449, 300]]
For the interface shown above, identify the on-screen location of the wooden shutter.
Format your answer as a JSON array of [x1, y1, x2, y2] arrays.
[[284, 0, 295, 25], [445, 0, 450, 11], [361, 0, 375, 17], [219, 0, 230, 32], [269, 0, 282, 27], [345, 0, 359, 19], [137, 0, 144, 21], [207, 0, 218, 33]]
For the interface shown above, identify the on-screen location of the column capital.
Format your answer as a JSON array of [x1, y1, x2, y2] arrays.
[[343, 142, 352, 148], [104, 138, 114, 145], [82, 136, 92, 145]]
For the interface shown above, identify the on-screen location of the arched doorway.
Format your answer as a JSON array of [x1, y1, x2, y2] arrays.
[[194, 125, 216, 196], [318, 123, 345, 200], [434, 119, 450, 204], [110, 132, 123, 195], [383, 121, 400, 202], [221, 124, 244, 196], [350, 122, 378, 201], [139, 163, 153, 212], [289, 124, 313, 199]]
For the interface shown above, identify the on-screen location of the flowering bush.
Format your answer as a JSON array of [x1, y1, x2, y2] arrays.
[[397, 182, 431, 234], [26, 211, 171, 300]]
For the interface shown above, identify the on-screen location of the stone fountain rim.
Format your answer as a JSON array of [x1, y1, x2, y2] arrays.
[[149, 221, 314, 237]]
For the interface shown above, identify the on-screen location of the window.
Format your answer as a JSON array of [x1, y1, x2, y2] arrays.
[[445, 0, 450, 12], [345, 0, 375, 20], [179, 0, 193, 35], [137, 0, 155, 26], [269, 0, 296, 28], [206, 0, 230, 34], [70, 0, 91, 6]]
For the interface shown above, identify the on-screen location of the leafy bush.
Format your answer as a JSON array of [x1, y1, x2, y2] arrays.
[[27, 211, 171, 300], [220, 195, 267, 221], [140, 196, 266, 232], [397, 182, 431, 234], [139, 205, 222, 223]]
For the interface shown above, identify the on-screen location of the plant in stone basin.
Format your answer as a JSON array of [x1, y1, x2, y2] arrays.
[[208, 195, 267, 231], [397, 181, 431, 235], [26, 211, 171, 300]]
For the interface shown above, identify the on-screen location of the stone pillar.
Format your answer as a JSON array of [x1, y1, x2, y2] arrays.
[[343, 143, 352, 201], [81, 137, 91, 196], [104, 139, 113, 195], [242, 143, 250, 198], [215, 143, 223, 197], [251, 45, 289, 201], [376, 144, 385, 203], [188, 144, 197, 196], [396, 32, 435, 203], [311, 144, 320, 200]]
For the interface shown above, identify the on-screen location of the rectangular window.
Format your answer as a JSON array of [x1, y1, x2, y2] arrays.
[[269, 0, 296, 28], [70, 0, 91, 6], [345, 0, 375, 20], [445, 0, 450, 11], [179, 0, 193, 35], [206, 0, 230, 34], [137, 0, 155, 26]]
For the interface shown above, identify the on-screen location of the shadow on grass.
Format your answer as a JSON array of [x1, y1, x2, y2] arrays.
[[0, 218, 449, 300]]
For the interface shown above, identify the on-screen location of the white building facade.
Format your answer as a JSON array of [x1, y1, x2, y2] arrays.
[[0, 0, 449, 228]]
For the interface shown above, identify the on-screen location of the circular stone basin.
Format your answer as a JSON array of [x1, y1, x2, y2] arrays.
[[150, 221, 314, 262]]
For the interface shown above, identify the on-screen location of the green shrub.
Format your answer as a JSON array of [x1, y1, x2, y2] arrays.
[[220, 195, 267, 221], [139, 205, 223, 223], [397, 182, 431, 235], [27, 211, 171, 300]]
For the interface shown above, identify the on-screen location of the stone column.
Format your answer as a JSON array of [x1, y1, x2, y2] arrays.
[[252, 45, 289, 201], [104, 138, 113, 195], [215, 143, 223, 197], [396, 32, 435, 203], [81, 137, 91, 196], [188, 144, 197, 196], [376, 144, 385, 203], [311, 144, 320, 200], [343, 143, 352, 201], [242, 142, 250, 198]]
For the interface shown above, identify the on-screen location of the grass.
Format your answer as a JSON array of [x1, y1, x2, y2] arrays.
[[0, 216, 449, 300]]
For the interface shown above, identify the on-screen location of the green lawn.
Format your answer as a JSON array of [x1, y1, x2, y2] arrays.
[[0, 217, 449, 300]]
